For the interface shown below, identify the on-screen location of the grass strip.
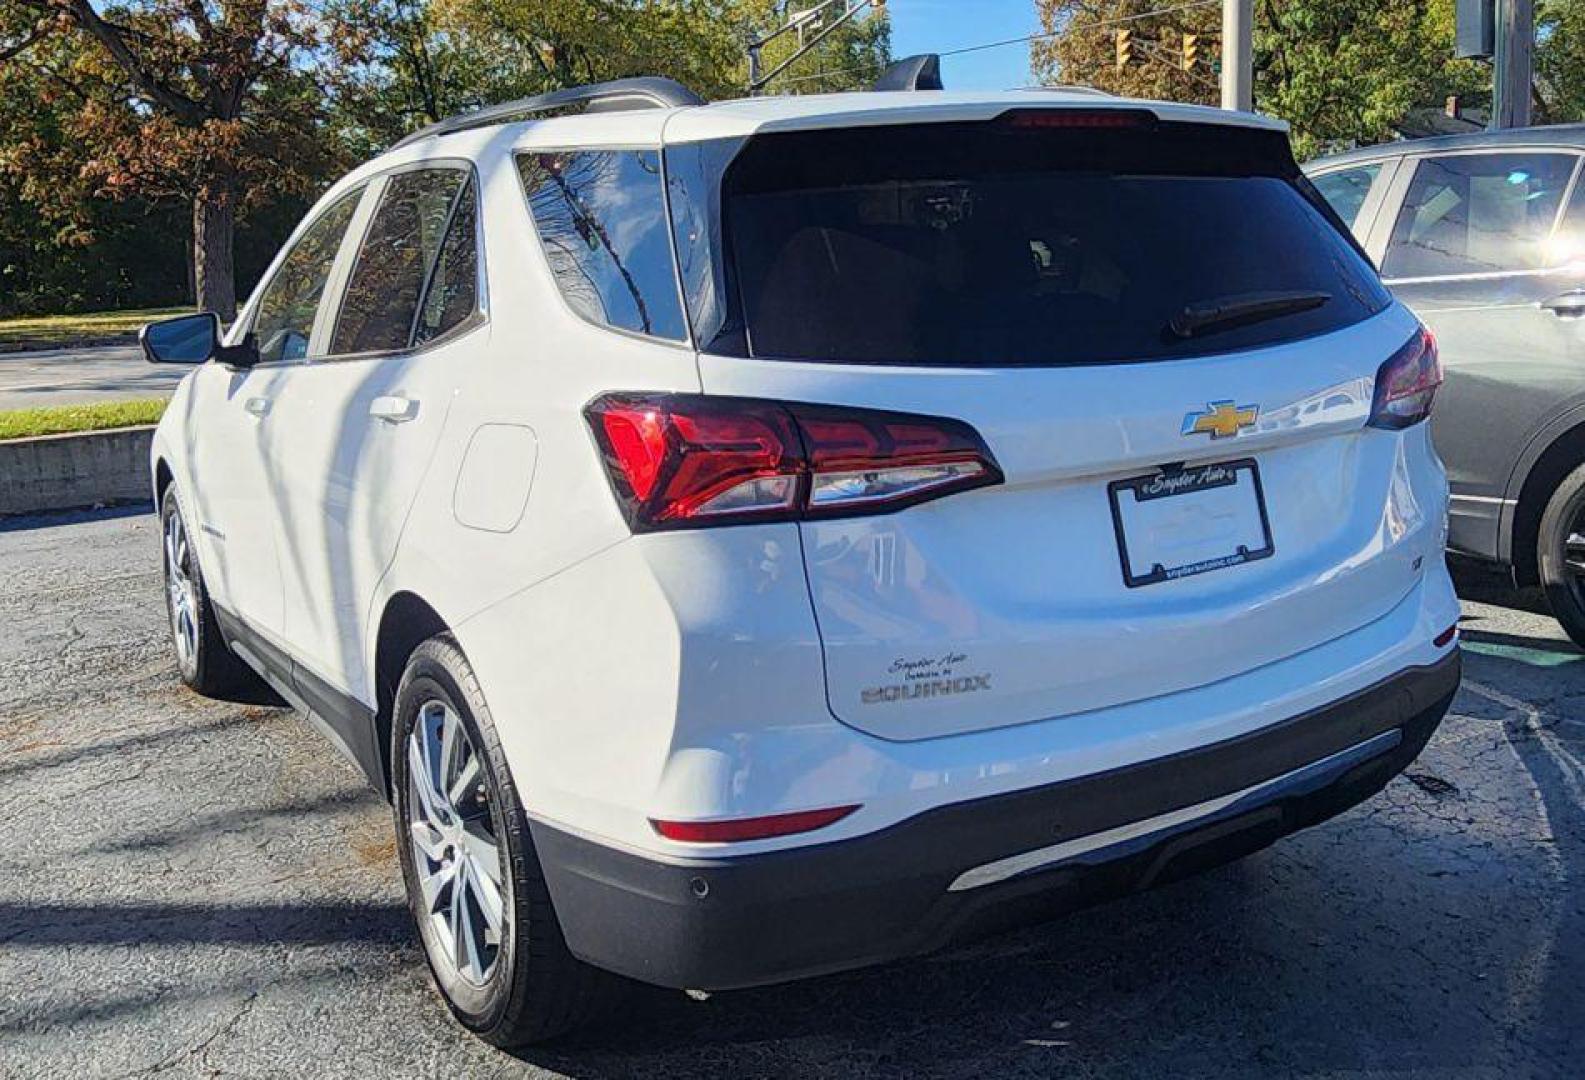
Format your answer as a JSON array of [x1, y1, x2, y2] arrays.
[[0, 398, 167, 440]]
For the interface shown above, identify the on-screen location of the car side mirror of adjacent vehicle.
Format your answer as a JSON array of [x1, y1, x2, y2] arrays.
[[140, 312, 261, 368], [1541, 289, 1585, 320]]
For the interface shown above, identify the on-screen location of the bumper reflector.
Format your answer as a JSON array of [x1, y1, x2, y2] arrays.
[[1434, 623, 1459, 648], [651, 804, 860, 843]]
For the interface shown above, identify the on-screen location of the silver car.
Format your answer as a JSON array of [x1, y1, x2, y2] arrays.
[[1309, 127, 1585, 645]]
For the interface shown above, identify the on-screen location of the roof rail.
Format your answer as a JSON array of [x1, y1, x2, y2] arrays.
[[873, 54, 944, 92], [1015, 85, 1115, 97], [391, 77, 704, 150]]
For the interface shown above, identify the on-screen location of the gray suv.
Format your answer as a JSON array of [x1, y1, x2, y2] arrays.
[[1309, 127, 1585, 645]]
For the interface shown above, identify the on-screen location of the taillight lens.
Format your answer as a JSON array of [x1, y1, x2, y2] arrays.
[[1368, 328, 1442, 430], [586, 394, 1003, 531]]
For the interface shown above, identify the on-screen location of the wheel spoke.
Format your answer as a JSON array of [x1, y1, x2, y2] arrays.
[[458, 823, 500, 885], [447, 754, 481, 809], [449, 869, 477, 976], [418, 860, 452, 913], [468, 855, 505, 936], [439, 709, 462, 806], [407, 728, 446, 828], [409, 819, 446, 862]]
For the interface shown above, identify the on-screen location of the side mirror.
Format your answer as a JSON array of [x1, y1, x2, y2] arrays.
[[140, 312, 259, 368], [141, 312, 219, 365]]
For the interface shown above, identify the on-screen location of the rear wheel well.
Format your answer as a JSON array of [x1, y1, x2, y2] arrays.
[[1512, 421, 1585, 587], [374, 592, 450, 795]]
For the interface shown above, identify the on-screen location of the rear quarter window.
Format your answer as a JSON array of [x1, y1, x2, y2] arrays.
[[519, 149, 688, 342], [1310, 163, 1382, 231]]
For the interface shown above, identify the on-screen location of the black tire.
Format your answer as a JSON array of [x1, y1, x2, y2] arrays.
[[1538, 461, 1585, 648], [159, 484, 263, 696], [391, 635, 624, 1046]]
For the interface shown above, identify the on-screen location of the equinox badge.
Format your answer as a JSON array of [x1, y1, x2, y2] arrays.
[[1182, 400, 1258, 439]]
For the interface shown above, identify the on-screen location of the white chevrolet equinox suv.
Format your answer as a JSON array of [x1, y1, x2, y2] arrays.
[[142, 59, 1463, 1045]]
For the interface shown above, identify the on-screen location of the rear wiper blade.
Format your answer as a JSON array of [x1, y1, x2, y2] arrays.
[[1168, 290, 1331, 339]]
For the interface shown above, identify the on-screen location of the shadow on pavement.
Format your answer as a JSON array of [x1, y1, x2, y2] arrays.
[[0, 502, 152, 534], [4, 901, 408, 948]]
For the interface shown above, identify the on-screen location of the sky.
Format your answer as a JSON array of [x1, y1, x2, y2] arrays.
[[885, 0, 1044, 90]]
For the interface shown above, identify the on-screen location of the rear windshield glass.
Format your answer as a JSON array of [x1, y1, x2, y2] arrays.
[[711, 119, 1389, 366]]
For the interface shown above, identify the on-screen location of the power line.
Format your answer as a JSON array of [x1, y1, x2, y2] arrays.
[[775, 0, 1219, 88]]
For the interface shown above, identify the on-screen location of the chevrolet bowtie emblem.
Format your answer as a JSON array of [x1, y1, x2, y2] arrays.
[[1182, 400, 1258, 439]]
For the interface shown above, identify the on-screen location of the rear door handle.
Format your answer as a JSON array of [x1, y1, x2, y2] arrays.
[[244, 397, 271, 418], [369, 395, 418, 423], [1541, 289, 1585, 318]]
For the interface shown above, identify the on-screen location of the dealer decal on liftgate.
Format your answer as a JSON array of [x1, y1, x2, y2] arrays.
[[862, 652, 994, 705]]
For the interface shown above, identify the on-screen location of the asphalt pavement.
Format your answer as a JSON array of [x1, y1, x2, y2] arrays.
[[0, 345, 185, 410], [1, 509, 1582, 1078]]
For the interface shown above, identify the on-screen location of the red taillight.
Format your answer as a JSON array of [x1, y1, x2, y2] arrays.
[[1000, 108, 1156, 131], [651, 804, 860, 843], [586, 394, 1003, 531], [1368, 327, 1442, 430]]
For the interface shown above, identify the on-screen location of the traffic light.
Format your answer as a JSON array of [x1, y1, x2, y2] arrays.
[[1115, 28, 1133, 70], [1182, 32, 1198, 70]]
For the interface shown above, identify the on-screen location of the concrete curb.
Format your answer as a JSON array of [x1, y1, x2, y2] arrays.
[[0, 426, 154, 516]]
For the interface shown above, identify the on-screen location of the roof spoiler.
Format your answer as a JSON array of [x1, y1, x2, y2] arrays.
[[392, 77, 704, 150], [873, 54, 944, 92]]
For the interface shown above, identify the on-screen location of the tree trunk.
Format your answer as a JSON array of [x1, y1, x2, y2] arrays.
[[193, 182, 237, 321]]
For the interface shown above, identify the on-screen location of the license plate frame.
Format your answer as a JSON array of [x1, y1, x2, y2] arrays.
[[1107, 458, 1274, 589]]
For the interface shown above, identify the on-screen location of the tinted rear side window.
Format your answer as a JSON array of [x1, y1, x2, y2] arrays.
[[711, 120, 1390, 367], [519, 150, 687, 342], [415, 176, 479, 345], [1311, 163, 1382, 230], [1382, 152, 1576, 279], [332, 168, 468, 356]]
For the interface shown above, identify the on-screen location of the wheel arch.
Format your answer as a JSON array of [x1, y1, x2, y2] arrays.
[[373, 590, 452, 795], [1509, 417, 1585, 587], [154, 456, 175, 506]]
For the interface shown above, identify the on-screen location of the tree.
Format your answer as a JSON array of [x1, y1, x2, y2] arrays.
[[1536, 0, 1585, 123], [1029, 0, 1484, 159], [0, 0, 341, 318], [387, 0, 887, 108]]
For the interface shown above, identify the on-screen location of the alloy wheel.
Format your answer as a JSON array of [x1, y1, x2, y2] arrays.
[[1565, 510, 1585, 606], [163, 508, 198, 668], [406, 700, 508, 986]]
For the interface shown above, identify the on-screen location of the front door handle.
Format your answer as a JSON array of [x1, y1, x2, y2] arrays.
[[244, 397, 271, 418], [1541, 289, 1585, 318], [369, 395, 419, 423]]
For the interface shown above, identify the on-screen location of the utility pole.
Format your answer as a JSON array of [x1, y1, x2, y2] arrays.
[[1220, 0, 1252, 112], [746, 0, 882, 95], [1490, 0, 1534, 128]]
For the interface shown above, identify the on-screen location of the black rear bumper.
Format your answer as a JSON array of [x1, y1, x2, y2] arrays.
[[531, 651, 1460, 991]]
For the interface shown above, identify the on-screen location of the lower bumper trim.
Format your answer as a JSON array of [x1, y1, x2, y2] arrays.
[[948, 727, 1401, 891], [532, 651, 1460, 992]]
